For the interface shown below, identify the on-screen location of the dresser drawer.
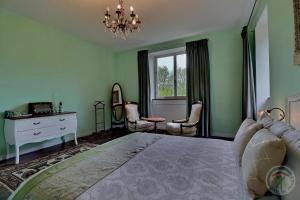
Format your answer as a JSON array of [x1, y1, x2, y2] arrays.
[[14, 114, 76, 131], [58, 124, 77, 136], [16, 124, 76, 145], [16, 126, 60, 144], [15, 118, 57, 131], [54, 114, 77, 126]]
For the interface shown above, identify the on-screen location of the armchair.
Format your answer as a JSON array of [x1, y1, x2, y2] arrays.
[[166, 101, 202, 137], [124, 102, 154, 132]]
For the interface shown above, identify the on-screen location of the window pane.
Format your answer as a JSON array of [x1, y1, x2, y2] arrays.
[[176, 54, 187, 96], [157, 56, 174, 97]]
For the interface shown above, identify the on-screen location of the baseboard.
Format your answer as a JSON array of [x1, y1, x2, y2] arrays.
[[0, 131, 94, 161], [211, 132, 235, 138]]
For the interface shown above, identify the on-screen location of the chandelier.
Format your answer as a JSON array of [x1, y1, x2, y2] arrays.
[[103, 0, 141, 39]]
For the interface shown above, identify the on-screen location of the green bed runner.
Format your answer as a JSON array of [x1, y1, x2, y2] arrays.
[[11, 133, 162, 200]]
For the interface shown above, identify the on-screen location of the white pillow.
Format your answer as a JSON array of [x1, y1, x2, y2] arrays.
[[258, 113, 273, 128], [269, 120, 295, 138], [242, 129, 286, 197], [233, 119, 263, 165], [281, 130, 300, 200]]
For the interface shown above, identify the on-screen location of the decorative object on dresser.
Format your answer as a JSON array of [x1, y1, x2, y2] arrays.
[[94, 101, 105, 133], [4, 112, 78, 164], [28, 102, 53, 115], [111, 83, 125, 129]]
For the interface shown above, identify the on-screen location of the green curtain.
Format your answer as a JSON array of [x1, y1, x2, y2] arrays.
[[186, 39, 211, 137], [137, 50, 150, 117]]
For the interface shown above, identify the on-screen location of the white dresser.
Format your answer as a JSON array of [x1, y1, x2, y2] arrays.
[[4, 112, 78, 164]]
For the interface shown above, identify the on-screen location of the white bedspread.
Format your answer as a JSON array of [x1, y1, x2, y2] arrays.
[[78, 134, 252, 200]]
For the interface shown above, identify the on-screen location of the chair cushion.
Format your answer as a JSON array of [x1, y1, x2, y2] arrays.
[[188, 103, 202, 124], [242, 129, 286, 198], [166, 122, 197, 136], [128, 120, 154, 132], [233, 119, 263, 165], [125, 104, 140, 122]]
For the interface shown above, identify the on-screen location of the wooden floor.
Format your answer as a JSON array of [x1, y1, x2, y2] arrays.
[[0, 128, 130, 166]]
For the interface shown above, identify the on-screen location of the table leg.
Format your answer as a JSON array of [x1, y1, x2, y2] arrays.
[[154, 122, 157, 133], [6, 143, 10, 160]]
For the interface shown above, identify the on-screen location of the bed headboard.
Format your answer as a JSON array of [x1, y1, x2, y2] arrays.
[[286, 93, 300, 130]]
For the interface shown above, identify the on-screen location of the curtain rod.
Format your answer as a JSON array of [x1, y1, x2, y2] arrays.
[[247, 0, 258, 27]]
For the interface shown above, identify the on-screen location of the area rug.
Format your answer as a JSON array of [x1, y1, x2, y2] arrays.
[[0, 143, 97, 199]]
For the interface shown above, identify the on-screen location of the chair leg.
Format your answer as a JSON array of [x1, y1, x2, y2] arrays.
[[180, 125, 183, 135], [15, 145, 20, 164]]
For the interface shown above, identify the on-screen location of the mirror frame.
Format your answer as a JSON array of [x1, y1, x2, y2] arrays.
[[111, 83, 125, 126]]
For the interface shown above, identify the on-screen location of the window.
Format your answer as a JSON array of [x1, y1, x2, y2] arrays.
[[155, 52, 186, 99]]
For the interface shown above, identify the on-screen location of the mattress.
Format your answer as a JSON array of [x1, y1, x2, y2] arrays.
[[11, 133, 252, 200]]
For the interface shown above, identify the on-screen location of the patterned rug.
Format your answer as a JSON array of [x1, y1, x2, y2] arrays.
[[0, 143, 97, 200]]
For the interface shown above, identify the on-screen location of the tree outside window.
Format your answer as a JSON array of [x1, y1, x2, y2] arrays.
[[156, 53, 186, 98]]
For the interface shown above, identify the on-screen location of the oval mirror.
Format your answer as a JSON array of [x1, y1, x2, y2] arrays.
[[111, 83, 124, 123]]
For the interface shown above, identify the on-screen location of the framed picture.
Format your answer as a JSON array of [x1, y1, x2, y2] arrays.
[[294, 0, 300, 64]]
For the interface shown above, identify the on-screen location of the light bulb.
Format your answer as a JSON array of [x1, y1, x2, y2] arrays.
[[130, 6, 134, 12], [136, 14, 139, 18], [107, 7, 110, 12], [132, 20, 136, 25], [117, 4, 121, 9]]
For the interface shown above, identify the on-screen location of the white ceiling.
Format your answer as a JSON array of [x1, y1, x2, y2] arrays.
[[1, 0, 255, 51]]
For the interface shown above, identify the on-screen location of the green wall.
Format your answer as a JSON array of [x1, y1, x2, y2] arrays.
[[0, 10, 116, 157], [115, 28, 243, 137], [249, 0, 300, 114]]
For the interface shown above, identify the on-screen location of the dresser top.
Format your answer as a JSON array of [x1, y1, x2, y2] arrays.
[[5, 112, 76, 120]]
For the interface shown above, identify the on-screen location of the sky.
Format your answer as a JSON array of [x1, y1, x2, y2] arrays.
[[157, 54, 186, 72]]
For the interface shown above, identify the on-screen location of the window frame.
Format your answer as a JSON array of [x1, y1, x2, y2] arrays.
[[154, 51, 187, 100]]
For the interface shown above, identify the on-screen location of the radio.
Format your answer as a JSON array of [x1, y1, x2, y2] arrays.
[[28, 102, 53, 115]]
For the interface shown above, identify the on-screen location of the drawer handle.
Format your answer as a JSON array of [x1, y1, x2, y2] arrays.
[[33, 122, 40, 125], [33, 132, 41, 136], [59, 119, 65, 122], [60, 127, 66, 131]]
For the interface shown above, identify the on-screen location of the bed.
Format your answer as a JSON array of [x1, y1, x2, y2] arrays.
[[10, 133, 255, 200], [9, 94, 300, 200]]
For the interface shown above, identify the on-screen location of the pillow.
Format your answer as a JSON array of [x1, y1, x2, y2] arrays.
[[233, 119, 263, 165], [281, 132, 300, 200], [258, 113, 274, 128], [282, 129, 300, 146], [242, 129, 286, 197], [269, 120, 295, 138]]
